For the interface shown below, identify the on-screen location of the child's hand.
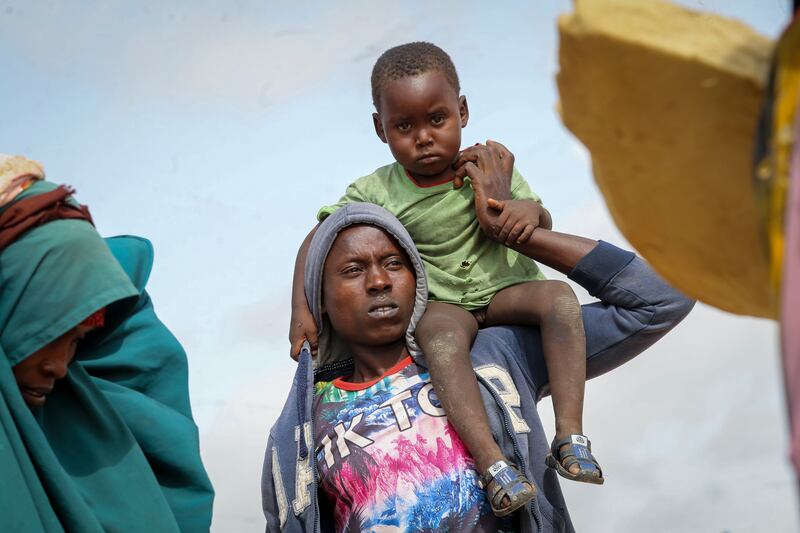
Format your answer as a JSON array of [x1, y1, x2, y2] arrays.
[[487, 198, 542, 245], [289, 304, 318, 360], [453, 140, 515, 238]]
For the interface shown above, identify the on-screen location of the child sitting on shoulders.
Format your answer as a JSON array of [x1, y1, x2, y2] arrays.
[[290, 42, 603, 518]]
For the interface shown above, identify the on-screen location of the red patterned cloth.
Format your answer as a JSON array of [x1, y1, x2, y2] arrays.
[[80, 308, 106, 329]]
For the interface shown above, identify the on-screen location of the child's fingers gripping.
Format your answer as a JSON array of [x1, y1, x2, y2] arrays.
[[306, 327, 319, 357], [462, 161, 483, 183], [517, 224, 536, 244], [290, 336, 304, 361], [454, 144, 483, 168], [492, 202, 512, 238], [291, 336, 319, 360], [487, 198, 506, 212], [505, 221, 529, 246], [453, 161, 473, 189], [495, 211, 519, 243], [289, 325, 301, 349], [305, 323, 319, 345]]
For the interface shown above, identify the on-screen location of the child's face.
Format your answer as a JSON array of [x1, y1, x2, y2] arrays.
[[12, 325, 91, 408], [373, 70, 468, 183]]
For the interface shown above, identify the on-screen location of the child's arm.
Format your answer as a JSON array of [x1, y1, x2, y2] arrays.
[[490, 152, 552, 243], [291, 179, 371, 358], [289, 225, 319, 359], [453, 140, 552, 245]]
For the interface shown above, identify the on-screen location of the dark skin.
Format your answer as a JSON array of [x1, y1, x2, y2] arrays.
[[13, 325, 92, 408], [290, 71, 587, 480], [318, 223, 598, 512], [321, 224, 417, 381], [449, 137, 592, 474], [290, 72, 551, 356], [371, 70, 468, 186], [453, 138, 552, 242], [373, 70, 585, 477]]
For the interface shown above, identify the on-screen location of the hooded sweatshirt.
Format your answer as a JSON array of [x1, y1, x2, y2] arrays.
[[262, 202, 694, 532]]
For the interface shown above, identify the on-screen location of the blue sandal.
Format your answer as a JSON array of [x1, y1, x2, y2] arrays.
[[479, 460, 537, 517], [545, 434, 604, 485]]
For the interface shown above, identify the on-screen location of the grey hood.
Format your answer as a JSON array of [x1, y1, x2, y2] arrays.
[[304, 202, 428, 367]]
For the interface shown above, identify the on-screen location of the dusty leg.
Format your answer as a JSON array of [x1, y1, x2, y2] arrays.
[[414, 302, 505, 474], [484, 280, 587, 474]]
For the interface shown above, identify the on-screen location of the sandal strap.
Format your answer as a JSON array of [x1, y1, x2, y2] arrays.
[[561, 454, 597, 473], [479, 460, 512, 489], [550, 434, 603, 477], [480, 460, 533, 510], [551, 434, 592, 454]]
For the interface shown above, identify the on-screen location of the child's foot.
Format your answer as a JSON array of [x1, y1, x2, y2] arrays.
[[545, 434, 604, 485], [479, 460, 537, 517]]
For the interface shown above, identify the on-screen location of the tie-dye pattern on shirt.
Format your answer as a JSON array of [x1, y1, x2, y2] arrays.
[[313, 357, 517, 532]]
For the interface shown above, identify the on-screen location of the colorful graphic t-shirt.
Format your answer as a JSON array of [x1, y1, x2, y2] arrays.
[[314, 356, 518, 532]]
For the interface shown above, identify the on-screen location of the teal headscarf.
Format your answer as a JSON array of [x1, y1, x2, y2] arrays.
[[0, 181, 214, 532]]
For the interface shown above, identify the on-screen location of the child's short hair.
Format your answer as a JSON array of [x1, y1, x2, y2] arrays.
[[371, 42, 460, 109]]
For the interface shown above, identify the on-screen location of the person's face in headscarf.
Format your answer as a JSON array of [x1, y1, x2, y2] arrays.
[[322, 224, 416, 351], [12, 312, 104, 409], [0, 180, 137, 410]]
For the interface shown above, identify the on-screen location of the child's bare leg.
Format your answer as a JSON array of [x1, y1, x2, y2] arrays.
[[415, 302, 505, 474], [483, 280, 587, 475]]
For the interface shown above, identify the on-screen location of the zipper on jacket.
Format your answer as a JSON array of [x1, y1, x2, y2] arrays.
[[299, 347, 322, 533], [476, 373, 543, 533], [312, 455, 320, 533], [314, 358, 355, 383]]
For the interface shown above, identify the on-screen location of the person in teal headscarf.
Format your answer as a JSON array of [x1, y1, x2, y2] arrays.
[[0, 158, 214, 532]]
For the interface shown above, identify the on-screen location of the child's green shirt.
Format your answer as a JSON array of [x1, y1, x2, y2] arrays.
[[318, 162, 546, 310]]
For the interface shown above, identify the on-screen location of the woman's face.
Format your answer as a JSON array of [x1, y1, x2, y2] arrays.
[[322, 224, 416, 350], [12, 325, 91, 408]]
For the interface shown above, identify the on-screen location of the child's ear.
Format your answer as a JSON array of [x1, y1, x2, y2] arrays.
[[373, 113, 388, 143], [459, 95, 469, 128]]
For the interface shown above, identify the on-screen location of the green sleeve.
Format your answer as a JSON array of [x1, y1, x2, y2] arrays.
[[510, 167, 543, 205], [317, 181, 368, 221]]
